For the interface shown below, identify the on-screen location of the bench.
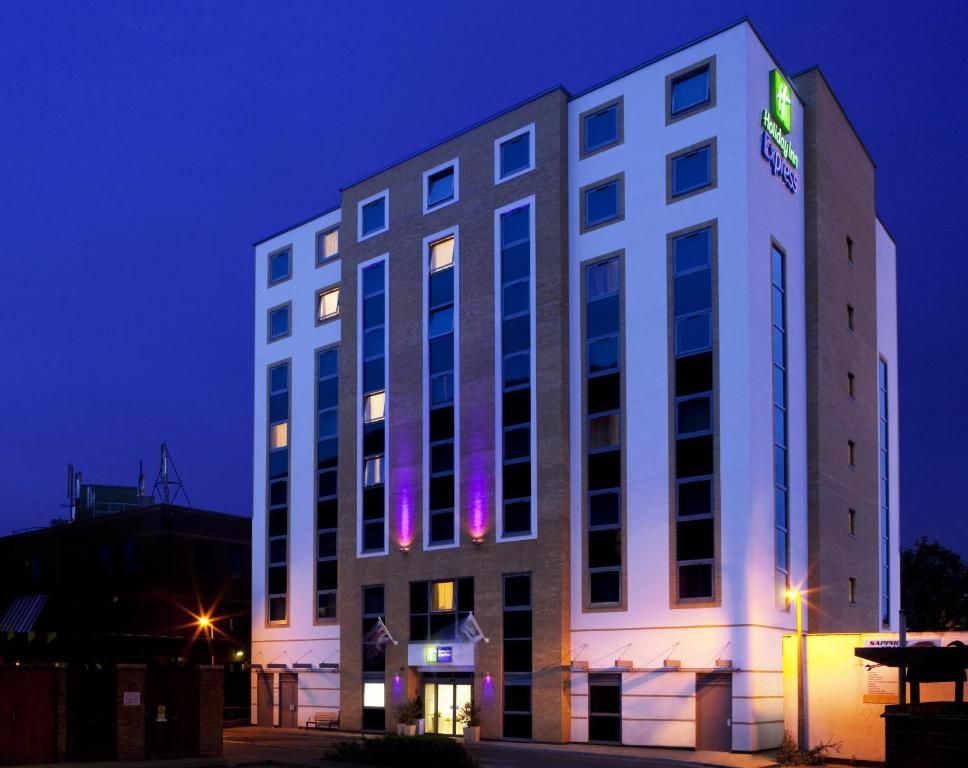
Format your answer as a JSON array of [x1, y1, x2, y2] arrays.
[[306, 710, 340, 730]]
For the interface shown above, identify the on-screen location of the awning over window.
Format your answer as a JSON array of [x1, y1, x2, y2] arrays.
[[0, 594, 48, 632]]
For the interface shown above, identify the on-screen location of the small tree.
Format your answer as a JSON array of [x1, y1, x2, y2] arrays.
[[395, 700, 418, 725], [456, 701, 480, 728], [902, 538, 968, 630]]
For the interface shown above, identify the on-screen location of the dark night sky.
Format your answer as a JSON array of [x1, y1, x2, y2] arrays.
[[1, 1, 965, 555]]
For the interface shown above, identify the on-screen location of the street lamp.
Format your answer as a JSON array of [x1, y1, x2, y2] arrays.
[[786, 589, 805, 751], [198, 615, 215, 666]]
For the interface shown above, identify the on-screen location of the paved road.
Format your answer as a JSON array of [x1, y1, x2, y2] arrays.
[[222, 727, 774, 768]]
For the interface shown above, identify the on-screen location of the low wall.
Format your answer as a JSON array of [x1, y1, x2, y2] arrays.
[[782, 632, 968, 763]]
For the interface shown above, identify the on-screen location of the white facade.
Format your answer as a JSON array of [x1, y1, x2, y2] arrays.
[[252, 208, 342, 725], [567, 24, 805, 751]]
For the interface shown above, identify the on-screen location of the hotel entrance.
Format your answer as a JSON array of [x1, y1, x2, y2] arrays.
[[422, 673, 473, 735]]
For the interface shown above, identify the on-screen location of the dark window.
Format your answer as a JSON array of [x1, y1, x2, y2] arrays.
[[671, 66, 710, 115], [269, 248, 290, 284], [671, 145, 712, 196], [317, 347, 339, 619], [361, 196, 386, 237], [503, 573, 532, 739], [268, 304, 290, 340], [672, 227, 715, 601], [500, 132, 531, 178], [427, 166, 455, 208], [500, 205, 533, 537], [588, 674, 622, 743], [585, 181, 619, 227], [584, 105, 618, 153]]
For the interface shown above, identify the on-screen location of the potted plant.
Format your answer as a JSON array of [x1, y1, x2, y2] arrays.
[[457, 701, 481, 744], [395, 700, 418, 736], [413, 694, 425, 735]]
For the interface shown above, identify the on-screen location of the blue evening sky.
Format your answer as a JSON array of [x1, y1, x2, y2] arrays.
[[0, 1, 965, 555]]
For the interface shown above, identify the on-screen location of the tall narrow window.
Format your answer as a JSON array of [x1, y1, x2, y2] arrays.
[[879, 359, 891, 625], [316, 347, 338, 620], [317, 227, 339, 265], [499, 204, 533, 537], [670, 225, 716, 602], [771, 244, 790, 608], [847, 371, 856, 399], [503, 573, 532, 739], [848, 577, 857, 605], [361, 585, 386, 730], [848, 440, 856, 468], [267, 362, 290, 623], [360, 260, 387, 554], [846, 236, 854, 264], [427, 235, 457, 546], [585, 257, 622, 606], [847, 304, 855, 331]]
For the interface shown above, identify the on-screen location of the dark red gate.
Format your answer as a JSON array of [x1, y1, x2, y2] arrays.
[[0, 667, 57, 766]]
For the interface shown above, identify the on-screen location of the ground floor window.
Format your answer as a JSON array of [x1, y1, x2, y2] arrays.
[[503, 675, 532, 739], [362, 679, 385, 731], [588, 673, 622, 743]]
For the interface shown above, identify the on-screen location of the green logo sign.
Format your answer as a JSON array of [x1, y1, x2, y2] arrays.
[[425, 646, 438, 664], [770, 69, 792, 134]]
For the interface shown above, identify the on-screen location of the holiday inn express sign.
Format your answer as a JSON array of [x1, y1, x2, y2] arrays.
[[761, 69, 800, 194]]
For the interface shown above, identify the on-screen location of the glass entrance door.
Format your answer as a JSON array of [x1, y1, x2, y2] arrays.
[[423, 681, 472, 736]]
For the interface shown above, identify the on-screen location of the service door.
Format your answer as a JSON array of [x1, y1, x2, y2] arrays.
[[279, 673, 298, 728], [257, 673, 273, 727], [696, 673, 732, 752]]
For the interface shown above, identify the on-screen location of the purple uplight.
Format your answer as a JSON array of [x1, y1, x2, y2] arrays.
[[393, 674, 401, 694], [468, 460, 489, 539], [483, 674, 493, 698], [396, 469, 414, 548]]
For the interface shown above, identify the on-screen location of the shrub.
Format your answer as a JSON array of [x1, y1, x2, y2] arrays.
[[328, 734, 477, 768], [776, 729, 842, 766]]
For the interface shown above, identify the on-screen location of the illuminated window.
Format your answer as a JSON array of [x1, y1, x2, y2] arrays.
[[431, 580, 455, 612], [363, 455, 384, 487], [360, 260, 387, 553], [269, 422, 288, 450], [317, 287, 340, 322], [363, 391, 385, 423], [317, 227, 339, 265], [426, 232, 457, 546], [429, 236, 455, 272], [363, 682, 385, 708]]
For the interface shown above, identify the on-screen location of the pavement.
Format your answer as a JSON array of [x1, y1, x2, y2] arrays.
[[222, 726, 779, 768]]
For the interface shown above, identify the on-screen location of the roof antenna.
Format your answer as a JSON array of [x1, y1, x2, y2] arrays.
[[152, 443, 192, 507]]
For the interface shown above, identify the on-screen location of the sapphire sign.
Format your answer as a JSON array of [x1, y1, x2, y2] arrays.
[[424, 645, 453, 664]]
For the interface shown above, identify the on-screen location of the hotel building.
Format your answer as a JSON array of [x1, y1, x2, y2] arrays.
[[250, 20, 900, 751]]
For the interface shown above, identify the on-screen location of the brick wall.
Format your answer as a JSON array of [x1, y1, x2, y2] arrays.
[[115, 664, 146, 760], [793, 69, 880, 633], [337, 87, 571, 741], [198, 666, 224, 756]]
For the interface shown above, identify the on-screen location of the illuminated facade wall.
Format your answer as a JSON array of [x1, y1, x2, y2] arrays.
[[251, 19, 899, 749]]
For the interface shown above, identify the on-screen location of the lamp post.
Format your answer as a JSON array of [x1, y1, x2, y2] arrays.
[[786, 589, 805, 751], [198, 615, 215, 666]]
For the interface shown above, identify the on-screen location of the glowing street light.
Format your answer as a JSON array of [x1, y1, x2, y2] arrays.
[[786, 588, 805, 751]]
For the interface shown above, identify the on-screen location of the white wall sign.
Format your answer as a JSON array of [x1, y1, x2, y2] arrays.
[[122, 691, 141, 706]]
